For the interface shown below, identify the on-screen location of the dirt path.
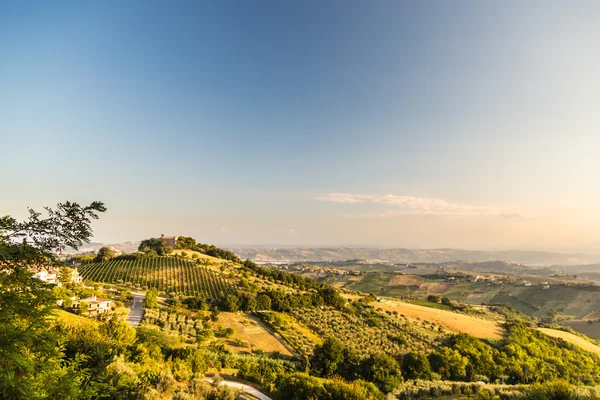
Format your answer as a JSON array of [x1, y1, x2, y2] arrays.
[[206, 378, 272, 400], [125, 292, 145, 328]]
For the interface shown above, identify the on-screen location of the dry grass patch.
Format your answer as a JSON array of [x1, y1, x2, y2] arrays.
[[343, 294, 503, 339], [215, 312, 294, 356]]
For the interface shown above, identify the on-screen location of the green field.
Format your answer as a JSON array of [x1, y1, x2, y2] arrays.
[[347, 272, 392, 292], [79, 257, 232, 297]]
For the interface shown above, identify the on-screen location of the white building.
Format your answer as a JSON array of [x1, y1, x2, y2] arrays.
[[72, 295, 112, 316], [32, 268, 59, 286]]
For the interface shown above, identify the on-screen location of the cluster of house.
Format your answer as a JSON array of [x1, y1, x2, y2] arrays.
[[271, 264, 361, 277], [31, 267, 83, 286], [32, 266, 113, 316]]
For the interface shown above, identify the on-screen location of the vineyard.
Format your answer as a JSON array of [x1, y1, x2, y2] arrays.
[[78, 257, 232, 297]]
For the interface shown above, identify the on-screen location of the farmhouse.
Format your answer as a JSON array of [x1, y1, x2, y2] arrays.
[[32, 267, 59, 286], [32, 266, 82, 286], [72, 295, 112, 316], [160, 234, 178, 248]]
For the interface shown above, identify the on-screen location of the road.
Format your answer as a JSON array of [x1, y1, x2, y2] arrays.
[[206, 379, 272, 400], [125, 292, 145, 328]]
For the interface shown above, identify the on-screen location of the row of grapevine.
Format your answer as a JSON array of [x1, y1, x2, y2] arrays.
[[78, 257, 232, 298]]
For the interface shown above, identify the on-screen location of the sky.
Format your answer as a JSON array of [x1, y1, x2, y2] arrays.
[[2, 1, 600, 251]]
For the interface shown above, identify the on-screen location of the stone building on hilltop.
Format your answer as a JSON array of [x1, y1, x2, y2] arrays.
[[160, 234, 178, 248]]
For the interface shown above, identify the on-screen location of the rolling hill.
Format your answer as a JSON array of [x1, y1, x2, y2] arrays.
[[230, 247, 599, 266]]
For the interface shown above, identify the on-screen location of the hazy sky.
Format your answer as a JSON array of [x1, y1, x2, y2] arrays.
[[2, 1, 600, 250]]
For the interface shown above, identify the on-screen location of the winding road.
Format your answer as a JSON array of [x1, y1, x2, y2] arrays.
[[125, 292, 145, 328], [207, 379, 272, 400]]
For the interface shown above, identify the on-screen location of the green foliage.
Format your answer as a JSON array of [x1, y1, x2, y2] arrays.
[[311, 337, 346, 377], [79, 301, 89, 315], [363, 293, 378, 303], [175, 236, 241, 262], [429, 347, 468, 380], [0, 201, 106, 400], [95, 246, 116, 262], [144, 288, 159, 309], [402, 352, 431, 380], [499, 322, 600, 384], [362, 353, 403, 393], [441, 296, 453, 306], [427, 294, 440, 303], [276, 373, 384, 400], [522, 381, 579, 400], [139, 238, 173, 256]]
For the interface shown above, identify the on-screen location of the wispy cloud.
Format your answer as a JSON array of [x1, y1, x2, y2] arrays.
[[316, 193, 519, 217]]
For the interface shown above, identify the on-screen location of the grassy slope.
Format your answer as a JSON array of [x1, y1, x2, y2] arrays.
[[53, 309, 99, 329], [538, 328, 600, 357], [171, 249, 225, 268]]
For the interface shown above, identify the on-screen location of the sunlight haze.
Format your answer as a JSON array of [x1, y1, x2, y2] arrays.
[[2, 1, 600, 251]]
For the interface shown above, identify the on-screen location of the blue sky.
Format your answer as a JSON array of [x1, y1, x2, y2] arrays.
[[2, 1, 600, 250]]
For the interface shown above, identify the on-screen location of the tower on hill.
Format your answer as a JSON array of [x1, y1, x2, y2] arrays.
[[160, 234, 178, 248]]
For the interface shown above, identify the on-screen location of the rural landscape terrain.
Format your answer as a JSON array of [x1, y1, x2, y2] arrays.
[[6, 201, 600, 399], [4, 1, 600, 399]]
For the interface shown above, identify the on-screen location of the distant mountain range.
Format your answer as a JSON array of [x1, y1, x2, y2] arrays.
[[69, 241, 600, 266], [227, 247, 600, 266], [67, 241, 141, 255]]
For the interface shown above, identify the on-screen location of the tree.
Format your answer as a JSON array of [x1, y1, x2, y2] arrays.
[[318, 286, 346, 308], [95, 246, 115, 262], [256, 293, 272, 310], [223, 327, 235, 338], [427, 295, 440, 303], [222, 294, 240, 312], [0, 200, 106, 399], [138, 238, 172, 256], [402, 352, 431, 380], [429, 347, 468, 380], [311, 337, 346, 377], [58, 265, 73, 285], [210, 305, 220, 321], [176, 236, 197, 250], [79, 301, 89, 315], [363, 353, 403, 393], [144, 288, 159, 308], [363, 293, 378, 303], [441, 297, 453, 307]]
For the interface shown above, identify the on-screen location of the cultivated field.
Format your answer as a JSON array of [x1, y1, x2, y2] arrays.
[[344, 294, 503, 339], [216, 312, 294, 356], [560, 320, 600, 340], [387, 274, 427, 286], [79, 257, 232, 297], [538, 328, 600, 357]]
